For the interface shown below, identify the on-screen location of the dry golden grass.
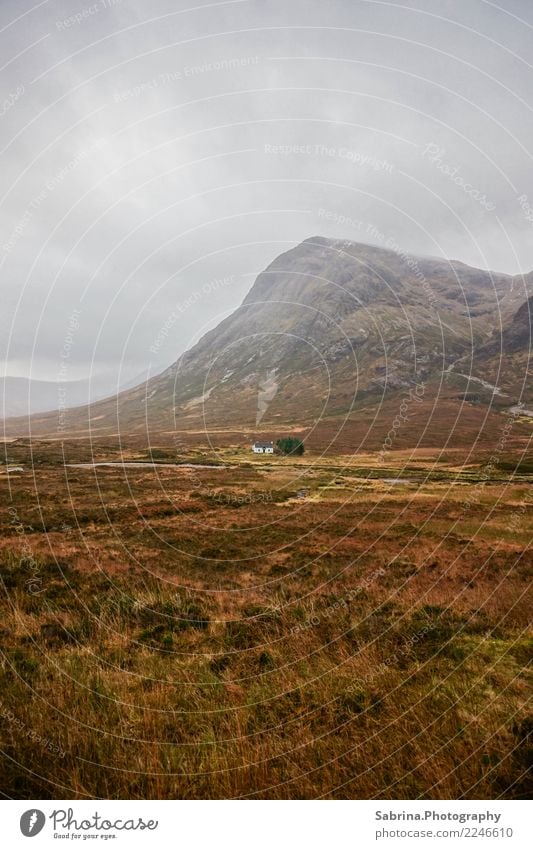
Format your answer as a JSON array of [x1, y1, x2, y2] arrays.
[[0, 439, 531, 799]]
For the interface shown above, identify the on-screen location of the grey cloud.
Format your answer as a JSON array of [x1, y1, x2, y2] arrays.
[[0, 0, 532, 383]]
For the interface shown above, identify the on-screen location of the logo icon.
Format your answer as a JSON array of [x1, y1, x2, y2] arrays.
[[20, 810, 46, 837]]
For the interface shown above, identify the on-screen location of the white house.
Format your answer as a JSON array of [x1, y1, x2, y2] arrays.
[[252, 441, 274, 454]]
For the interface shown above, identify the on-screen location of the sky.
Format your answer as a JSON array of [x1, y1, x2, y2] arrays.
[[0, 0, 532, 390]]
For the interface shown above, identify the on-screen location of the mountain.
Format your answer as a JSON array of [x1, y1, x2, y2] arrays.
[[4, 237, 532, 441], [481, 294, 533, 355], [0, 376, 101, 419], [0, 369, 152, 419], [459, 293, 533, 408]]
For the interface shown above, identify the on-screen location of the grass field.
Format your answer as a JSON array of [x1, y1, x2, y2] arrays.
[[0, 437, 531, 799]]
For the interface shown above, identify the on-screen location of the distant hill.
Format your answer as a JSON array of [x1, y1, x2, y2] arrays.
[[4, 237, 532, 441], [0, 370, 151, 419]]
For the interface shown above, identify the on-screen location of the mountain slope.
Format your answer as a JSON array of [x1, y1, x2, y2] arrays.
[[5, 237, 532, 439], [458, 293, 533, 408]]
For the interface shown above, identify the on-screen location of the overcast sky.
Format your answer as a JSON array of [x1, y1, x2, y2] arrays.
[[1, 0, 532, 388]]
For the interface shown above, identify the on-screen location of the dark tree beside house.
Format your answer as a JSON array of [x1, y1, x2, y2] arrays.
[[276, 437, 304, 456]]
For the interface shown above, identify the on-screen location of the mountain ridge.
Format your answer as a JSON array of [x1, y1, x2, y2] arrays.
[[3, 237, 532, 440]]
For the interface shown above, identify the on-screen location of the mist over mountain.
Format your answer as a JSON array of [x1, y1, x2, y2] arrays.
[[0, 370, 152, 420], [5, 237, 532, 438]]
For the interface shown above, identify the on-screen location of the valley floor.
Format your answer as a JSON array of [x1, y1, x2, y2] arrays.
[[0, 439, 531, 799]]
